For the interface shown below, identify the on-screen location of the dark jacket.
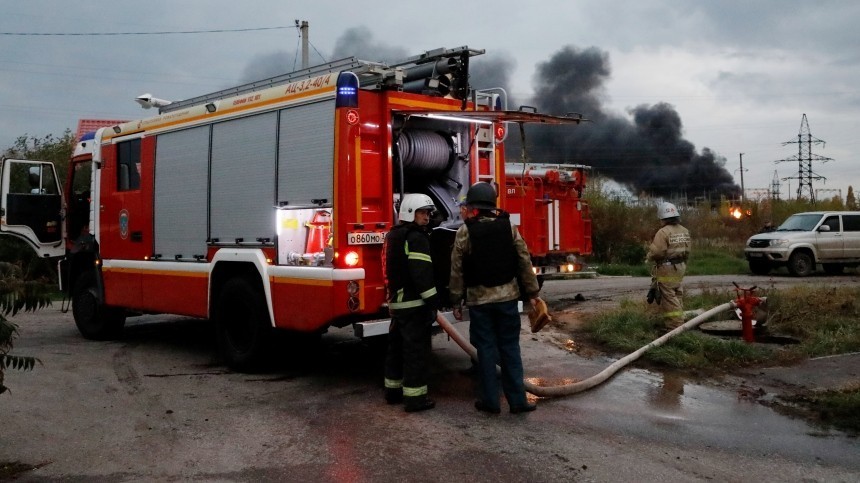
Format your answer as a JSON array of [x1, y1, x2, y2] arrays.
[[449, 213, 540, 306], [385, 222, 438, 312]]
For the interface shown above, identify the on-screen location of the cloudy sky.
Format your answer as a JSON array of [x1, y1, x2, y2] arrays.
[[2, 1, 857, 200]]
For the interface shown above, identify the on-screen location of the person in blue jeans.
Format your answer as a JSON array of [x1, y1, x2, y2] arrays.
[[449, 182, 542, 414]]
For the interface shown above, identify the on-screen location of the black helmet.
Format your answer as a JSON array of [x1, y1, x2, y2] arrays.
[[465, 182, 497, 210]]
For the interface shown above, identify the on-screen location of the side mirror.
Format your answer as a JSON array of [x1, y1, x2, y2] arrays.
[[28, 166, 41, 189], [817, 225, 831, 232]]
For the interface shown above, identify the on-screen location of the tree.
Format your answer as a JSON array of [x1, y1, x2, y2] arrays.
[[0, 262, 52, 394], [2, 130, 76, 185], [847, 186, 857, 210]]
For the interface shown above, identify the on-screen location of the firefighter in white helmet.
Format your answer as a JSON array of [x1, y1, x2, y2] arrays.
[[382, 193, 438, 412], [646, 202, 691, 329]]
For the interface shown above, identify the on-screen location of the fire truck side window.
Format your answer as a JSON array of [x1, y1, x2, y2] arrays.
[[117, 138, 141, 191]]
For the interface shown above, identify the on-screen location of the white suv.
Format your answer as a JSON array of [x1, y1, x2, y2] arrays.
[[744, 211, 860, 276]]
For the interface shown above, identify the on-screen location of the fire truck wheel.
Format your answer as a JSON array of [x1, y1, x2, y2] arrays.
[[72, 271, 126, 340], [215, 277, 272, 372]]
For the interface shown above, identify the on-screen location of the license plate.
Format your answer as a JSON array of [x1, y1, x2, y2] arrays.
[[348, 231, 385, 245], [748, 252, 763, 258]]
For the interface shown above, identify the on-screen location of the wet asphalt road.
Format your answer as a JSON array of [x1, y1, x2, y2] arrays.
[[2, 273, 859, 481]]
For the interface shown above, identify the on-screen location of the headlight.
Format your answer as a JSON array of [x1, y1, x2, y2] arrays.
[[769, 239, 790, 248]]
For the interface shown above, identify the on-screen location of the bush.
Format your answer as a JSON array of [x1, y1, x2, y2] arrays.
[[0, 238, 57, 283], [0, 262, 52, 394], [586, 184, 653, 265]]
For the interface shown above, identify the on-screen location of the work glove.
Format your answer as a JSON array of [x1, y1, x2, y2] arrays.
[[646, 287, 662, 305], [528, 297, 552, 333]]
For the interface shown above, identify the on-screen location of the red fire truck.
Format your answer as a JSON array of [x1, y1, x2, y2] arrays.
[[0, 46, 584, 370], [505, 162, 592, 281]]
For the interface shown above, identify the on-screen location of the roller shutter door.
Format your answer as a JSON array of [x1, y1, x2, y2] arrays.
[[210, 112, 278, 243], [277, 100, 335, 206], [153, 126, 209, 259]]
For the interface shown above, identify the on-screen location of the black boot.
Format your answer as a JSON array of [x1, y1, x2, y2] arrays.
[[384, 388, 403, 405], [404, 395, 435, 412], [510, 402, 537, 414]]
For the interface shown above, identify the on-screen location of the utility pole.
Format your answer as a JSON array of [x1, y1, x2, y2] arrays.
[[775, 114, 833, 202], [296, 20, 309, 69], [739, 153, 745, 202]]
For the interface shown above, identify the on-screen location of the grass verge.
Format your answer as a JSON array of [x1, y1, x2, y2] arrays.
[[593, 246, 749, 277], [584, 300, 772, 370], [783, 388, 860, 433]]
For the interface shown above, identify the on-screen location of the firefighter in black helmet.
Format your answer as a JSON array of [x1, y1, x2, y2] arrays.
[[383, 193, 438, 412], [449, 182, 543, 414]]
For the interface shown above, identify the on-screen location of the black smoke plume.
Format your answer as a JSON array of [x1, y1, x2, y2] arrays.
[[238, 27, 409, 84], [498, 45, 739, 198], [331, 27, 408, 63], [237, 31, 738, 198]]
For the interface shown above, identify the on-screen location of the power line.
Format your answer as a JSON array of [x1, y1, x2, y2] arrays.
[[0, 26, 293, 36]]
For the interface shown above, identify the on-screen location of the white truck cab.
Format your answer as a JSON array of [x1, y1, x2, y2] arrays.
[[0, 158, 65, 258]]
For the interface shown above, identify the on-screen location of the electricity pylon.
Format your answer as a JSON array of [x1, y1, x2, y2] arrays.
[[775, 114, 833, 202]]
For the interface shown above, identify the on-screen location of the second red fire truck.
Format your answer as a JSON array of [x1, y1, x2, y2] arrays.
[[505, 162, 592, 281]]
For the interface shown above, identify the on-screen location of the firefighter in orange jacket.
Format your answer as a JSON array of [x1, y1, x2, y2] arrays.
[[383, 193, 438, 412], [647, 202, 691, 329]]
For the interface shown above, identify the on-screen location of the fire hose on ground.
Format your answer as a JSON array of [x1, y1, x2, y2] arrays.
[[435, 295, 763, 398]]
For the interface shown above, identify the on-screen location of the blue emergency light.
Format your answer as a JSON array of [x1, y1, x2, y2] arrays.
[[336, 72, 359, 108]]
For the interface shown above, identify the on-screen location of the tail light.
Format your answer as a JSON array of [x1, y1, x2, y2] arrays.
[[335, 250, 361, 268], [344, 251, 360, 267]]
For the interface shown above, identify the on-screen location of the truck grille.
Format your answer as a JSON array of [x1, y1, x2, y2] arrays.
[[748, 240, 770, 248]]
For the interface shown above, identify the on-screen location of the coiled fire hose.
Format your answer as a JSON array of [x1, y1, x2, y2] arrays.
[[435, 300, 739, 398]]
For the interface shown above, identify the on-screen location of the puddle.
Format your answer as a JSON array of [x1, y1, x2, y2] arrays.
[[555, 367, 859, 467]]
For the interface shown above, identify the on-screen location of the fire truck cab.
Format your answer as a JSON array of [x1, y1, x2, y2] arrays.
[[0, 46, 585, 371]]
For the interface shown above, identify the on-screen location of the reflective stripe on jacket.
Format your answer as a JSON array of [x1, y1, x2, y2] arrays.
[[385, 223, 438, 312]]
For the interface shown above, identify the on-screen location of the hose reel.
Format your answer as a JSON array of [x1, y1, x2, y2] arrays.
[[395, 130, 456, 179]]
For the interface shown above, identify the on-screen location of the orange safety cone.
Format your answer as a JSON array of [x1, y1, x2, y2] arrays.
[[305, 210, 331, 253]]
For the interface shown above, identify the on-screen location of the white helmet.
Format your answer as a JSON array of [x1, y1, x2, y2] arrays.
[[657, 202, 680, 220], [398, 194, 436, 222]]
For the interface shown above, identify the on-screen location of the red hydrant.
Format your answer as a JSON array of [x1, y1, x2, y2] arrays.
[[733, 283, 763, 343]]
